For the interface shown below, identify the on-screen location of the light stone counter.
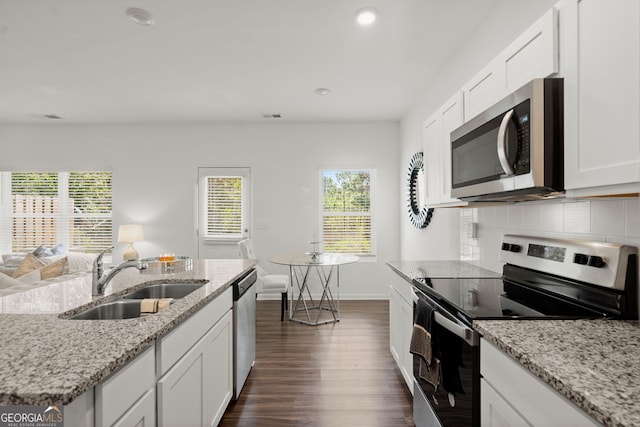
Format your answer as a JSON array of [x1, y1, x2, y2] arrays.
[[475, 319, 640, 427], [0, 258, 256, 406], [386, 260, 502, 283]]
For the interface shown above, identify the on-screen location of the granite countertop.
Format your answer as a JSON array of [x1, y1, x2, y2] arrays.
[[475, 319, 640, 427], [386, 260, 502, 282], [0, 258, 256, 406]]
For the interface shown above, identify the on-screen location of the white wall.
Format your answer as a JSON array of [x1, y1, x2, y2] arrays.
[[0, 122, 400, 299], [398, 0, 558, 260]]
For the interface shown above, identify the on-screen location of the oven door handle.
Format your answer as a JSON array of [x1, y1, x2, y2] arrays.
[[434, 312, 479, 347]]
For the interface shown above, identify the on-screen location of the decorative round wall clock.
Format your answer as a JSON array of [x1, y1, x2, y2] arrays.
[[406, 152, 434, 229]]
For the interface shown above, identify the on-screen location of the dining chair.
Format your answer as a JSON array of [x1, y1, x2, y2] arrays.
[[238, 238, 289, 321]]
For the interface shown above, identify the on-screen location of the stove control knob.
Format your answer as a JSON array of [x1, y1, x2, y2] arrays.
[[574, 253, 589, 265], [587, 255, 605, 268], [501, 243, 522, 252]]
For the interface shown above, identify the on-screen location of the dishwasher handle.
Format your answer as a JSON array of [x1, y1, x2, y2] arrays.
[[233, 268, 258, 300]]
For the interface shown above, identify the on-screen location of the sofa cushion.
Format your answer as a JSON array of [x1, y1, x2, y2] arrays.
[[16, 269, 42, 285], [0, 271, 27, 289], [13, 254, 45, 278], [66, 252, 96, 272]]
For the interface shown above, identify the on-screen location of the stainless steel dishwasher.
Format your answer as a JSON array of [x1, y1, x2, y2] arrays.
[[232, 268, 257, 399]]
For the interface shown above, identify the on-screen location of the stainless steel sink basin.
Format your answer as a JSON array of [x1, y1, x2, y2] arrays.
[[122, 282, 205, 300], [68, 300, 143, 320]]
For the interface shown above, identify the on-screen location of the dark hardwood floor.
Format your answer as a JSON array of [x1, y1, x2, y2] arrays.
[[220, 300, 414, 427]]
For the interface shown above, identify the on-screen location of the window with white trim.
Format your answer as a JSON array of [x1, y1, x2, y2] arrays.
[[320, 169, 375, 257], [0, 171, 113, 253], [197, 167, 250, 243]]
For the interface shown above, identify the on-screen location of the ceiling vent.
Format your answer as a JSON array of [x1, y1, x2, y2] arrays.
[[261, 113, 282, 119], [29, 114, 63, 120]]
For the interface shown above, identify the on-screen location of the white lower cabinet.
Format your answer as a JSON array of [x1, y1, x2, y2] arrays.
[[65, 286, 235, 427], [480, 338, 601, 427], [158, 309, 233, 427], [95, 346, 156, 427], [389, 273, 414, 392]]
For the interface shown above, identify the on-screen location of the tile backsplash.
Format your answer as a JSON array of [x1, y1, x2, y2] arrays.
[[460, 197, 640, 273]]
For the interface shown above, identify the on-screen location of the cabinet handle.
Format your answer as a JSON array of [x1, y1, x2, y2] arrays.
[[497, 109, 515, 176]]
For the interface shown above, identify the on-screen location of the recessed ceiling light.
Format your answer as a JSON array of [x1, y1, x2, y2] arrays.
[[262, 113, 282, 119], [126, 7, 154, 26], [314, 88, 331, 96], [355, 7, 377, 26]]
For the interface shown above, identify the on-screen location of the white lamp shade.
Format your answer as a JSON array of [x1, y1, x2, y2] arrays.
[[118, 224, 144, 243]]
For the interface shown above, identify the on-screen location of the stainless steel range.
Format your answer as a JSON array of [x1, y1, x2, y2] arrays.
[[411, 234, 638, 427]]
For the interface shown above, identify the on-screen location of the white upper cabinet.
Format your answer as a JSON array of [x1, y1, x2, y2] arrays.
[[503, 8, 559, 93], [423, 92, 465, 207], [462, 8, 559, 122], [562, 0, 640, 196]]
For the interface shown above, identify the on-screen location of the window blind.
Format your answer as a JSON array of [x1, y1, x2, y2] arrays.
[[5, 172, 112, 253], [321, 170, 374, 256], [205, 176, 243, 238]]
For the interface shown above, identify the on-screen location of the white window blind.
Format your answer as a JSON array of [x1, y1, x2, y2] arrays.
[[2, 172, 112, 253], [205, 176, 244, 239], [321, 169, 375, 256]]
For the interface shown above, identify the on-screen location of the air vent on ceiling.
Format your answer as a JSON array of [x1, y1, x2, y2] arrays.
[[262, 113, 282, 119], [29, 114, 63, 120]]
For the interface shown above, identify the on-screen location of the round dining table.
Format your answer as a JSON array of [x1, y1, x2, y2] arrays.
[[268, 253, 359, 326]]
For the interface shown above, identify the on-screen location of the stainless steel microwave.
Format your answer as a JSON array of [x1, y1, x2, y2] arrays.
[[450, 78, 564, 202]]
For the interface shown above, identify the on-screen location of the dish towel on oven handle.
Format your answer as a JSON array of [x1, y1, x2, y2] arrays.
[[437, 326, 465, 395], [410, 298, 441, 389]]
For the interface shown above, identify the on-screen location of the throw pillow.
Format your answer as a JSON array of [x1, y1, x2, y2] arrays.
[[2, 254, 26, 266], [51, 243, 65, 255], [32, 245, 54, 258], [40, 257, 68, 280], [13, 254, 45, 278]]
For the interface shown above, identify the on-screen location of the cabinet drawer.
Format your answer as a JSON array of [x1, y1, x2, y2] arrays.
[[157, 286, 232, 375], [481, 338, 600, 426], [95, 345, 155, 427]]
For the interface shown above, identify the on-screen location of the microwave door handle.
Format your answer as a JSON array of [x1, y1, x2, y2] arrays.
[[497, 109, 515, 176], [434, 312, 479, 347]]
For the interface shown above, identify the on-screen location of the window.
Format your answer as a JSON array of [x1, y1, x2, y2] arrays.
[[320, 169, 375, 257], [198, 167, 250, 244], [0, 171, 113, 253]]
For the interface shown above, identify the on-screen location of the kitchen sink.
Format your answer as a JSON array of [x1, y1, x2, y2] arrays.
[[68, 300, 143, 320], [121, 282, 205, 300]]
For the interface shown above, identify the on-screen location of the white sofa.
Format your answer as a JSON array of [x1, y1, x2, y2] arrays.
[[0, 251, 96, 296]]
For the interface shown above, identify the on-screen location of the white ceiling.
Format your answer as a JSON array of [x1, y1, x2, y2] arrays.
[[0, 0, 504, 124]]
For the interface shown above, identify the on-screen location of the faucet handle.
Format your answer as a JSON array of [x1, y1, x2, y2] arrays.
[[138, 260, 149, 270]]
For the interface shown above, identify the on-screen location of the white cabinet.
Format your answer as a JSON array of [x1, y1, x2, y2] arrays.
[[562, 0, 640, 196], [480, 338, 601, 427], [95, 346, 156, 427], [389, 273, 414, 392], [423, 92, 465, 207], [462, 7, 559, 121], [157, 287, 233, 427]]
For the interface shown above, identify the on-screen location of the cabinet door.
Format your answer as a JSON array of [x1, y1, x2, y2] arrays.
[[389, 285, 413, 391], [158, 338, 206, 427], [113, 389, 156, 427], [481, 379, 530, 427], [502, 7, 559, 93], [462, 63, 504, 120], [563, 0, 640, 194], [204, 310, 233, 427], [423, 114, 442, 207], [438, 92, 464, 205]]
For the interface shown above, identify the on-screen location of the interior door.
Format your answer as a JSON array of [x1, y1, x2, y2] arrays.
[[197, 167, 251, 259]]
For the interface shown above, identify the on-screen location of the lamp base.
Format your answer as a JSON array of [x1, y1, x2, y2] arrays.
[[123, 243, 139, 261]]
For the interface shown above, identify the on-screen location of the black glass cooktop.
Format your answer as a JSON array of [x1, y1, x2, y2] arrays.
[[412, 272, 615, 325]]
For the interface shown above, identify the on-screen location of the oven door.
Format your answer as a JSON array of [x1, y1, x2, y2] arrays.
[[412, 287, 480, 427]]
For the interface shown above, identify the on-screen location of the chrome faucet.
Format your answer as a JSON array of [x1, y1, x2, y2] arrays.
[[92, 246, 148, 296]]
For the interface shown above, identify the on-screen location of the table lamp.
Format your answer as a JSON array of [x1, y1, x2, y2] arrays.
[[118, 224, 144, 261]]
